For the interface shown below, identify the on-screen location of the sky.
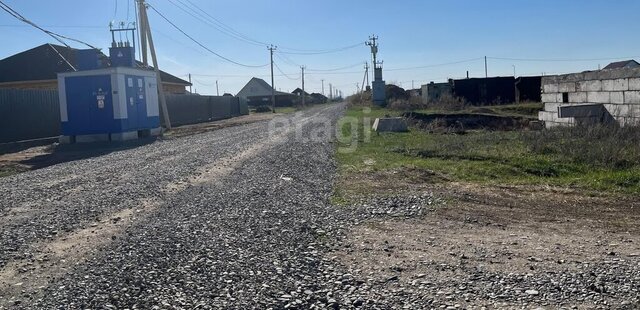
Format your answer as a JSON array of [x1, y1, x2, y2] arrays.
[[2, 0, 640, 96]]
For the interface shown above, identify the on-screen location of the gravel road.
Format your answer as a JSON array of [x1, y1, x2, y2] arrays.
[[2, 103, 638, 309], [0, 103, 372, 309]]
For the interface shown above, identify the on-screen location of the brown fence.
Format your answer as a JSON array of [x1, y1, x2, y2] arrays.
[[0, 89, 249, 144]]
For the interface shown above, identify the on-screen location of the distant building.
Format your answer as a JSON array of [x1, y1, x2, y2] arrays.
[[291, 88, 309, 97], [422, 82, 453, 103], [603, 60, 640, 70], [0, 43, 191, 93], [236, 77, 297, 107], [309, 93, 328, 104]]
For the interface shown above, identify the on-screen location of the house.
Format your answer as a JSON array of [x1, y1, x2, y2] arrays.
[[603, 60, 640, 70], [236, 77, 298, 107], [0, 44, 191, 93], [291, 88, 309, 97], [538, 68, 640, 128], [309, 93, 328, 104]]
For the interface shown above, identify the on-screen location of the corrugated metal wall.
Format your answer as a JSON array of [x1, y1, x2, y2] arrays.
[[0, 89, 61, 143], [163, 95, 248, 127], [0, 90, 249, 143]]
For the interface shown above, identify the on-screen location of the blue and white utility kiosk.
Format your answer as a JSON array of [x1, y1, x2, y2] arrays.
[[58, 40, 162, 143]]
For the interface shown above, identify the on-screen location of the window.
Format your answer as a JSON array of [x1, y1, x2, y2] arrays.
[[562, 92, 569, 103]]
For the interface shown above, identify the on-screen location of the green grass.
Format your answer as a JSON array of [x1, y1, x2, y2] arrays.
[[336, 105, 640, 196]]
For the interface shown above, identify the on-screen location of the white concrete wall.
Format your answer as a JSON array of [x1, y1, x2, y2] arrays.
[[539, 67, 640, 128]]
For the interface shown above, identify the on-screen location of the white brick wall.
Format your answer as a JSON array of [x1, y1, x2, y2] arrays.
[[602, 79, 629, 92], [604, 104, 630, 116], [569, 92, 587, 103], [624, 91, 640, 104], [558, 82, 576, 93], [544, 102, 561, 113], [578, 80, 602, 92], [629, 78, 640, 91], [610, 92, 625, 104], [541, 93, 559, 103], [543, 83, 558, 93], [587, 92, 611, 104]]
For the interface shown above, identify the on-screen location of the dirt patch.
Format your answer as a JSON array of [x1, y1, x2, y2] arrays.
[[334, 179, 640, 307], [404, 112, 532, 131]]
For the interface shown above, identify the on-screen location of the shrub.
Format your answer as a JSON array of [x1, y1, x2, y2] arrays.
[[254, 105, 272, 113], [428, 93, 468, 111]]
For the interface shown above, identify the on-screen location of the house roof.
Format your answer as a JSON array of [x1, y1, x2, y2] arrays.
[[236, 77, 292, 97], [603, 60, 640, 70], [0, 43, 191, 85], [292, 88, 309, 96]]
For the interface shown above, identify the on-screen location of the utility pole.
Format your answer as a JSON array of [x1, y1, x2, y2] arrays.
[[361, 62, 369, 92], [412, 80, 415, 90], [216, 80, 219, 96], [329, 83, 333, 101], [484, 56, 488, 78], [188, 73, 192, 93], [138, 0, 171, 130], [512, 65, 516, 77], [366, 35, 379, 70], [321, 79, 325, 96], [268, 45, 277, 113], [301, 66, 306, 106]]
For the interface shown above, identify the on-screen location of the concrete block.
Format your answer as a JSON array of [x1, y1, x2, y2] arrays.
[[604, 104, 630, 116], [610, 92, 625, 104], [110, 131, 139, 141], [372, 118, 408, 132], [569, 92, 587, 103], [577, 80, 602, 92], [544, 102, 561, 113], [541, 93, 559, 103], [629, 78, 640, 91], [624, 91, 640, 104], [628, 104, 640, 117], [543, 83, 558, 93], [587, 92, 611, 104], [76, 134, 109, 143], [602, 79, 629, 92], [538, 111, 556, 122], [622, 117, 640, 127], [558, 82, 576, 93]]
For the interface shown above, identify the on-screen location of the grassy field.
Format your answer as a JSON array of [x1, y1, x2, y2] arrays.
[[335, 105, 640, 200]]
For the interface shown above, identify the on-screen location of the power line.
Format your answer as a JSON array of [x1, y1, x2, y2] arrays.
[[275, 52, 301, 67], [384, 58, 484, 72], [307, 62, 364, 72], [278, 42, 364, 55], [0, 24, 104, 28], [147, 4, 269, 68], [166, 0, 364, 54], [0, 1, 98, 49], [166, 0, 265, 47], [274, 61, 300, 80], [487, 56, 640, 62]]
